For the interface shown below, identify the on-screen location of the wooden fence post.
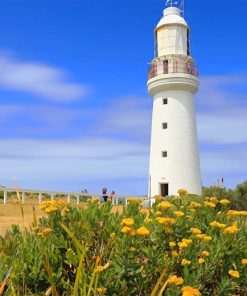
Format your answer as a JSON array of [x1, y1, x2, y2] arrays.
[[4, 190, 7, 204], [38, 192, 42, 204], [22, 192, 25, 204]]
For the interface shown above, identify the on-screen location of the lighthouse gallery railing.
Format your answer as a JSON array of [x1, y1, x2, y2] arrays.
[[148, 61, 198, 79]]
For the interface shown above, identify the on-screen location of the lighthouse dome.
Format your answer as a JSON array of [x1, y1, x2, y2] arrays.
[[156, 7, 188, 28]]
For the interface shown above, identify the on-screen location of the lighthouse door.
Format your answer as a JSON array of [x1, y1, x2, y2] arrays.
[[160, 183, 169, 197]]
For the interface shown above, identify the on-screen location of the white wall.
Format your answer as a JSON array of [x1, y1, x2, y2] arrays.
[[157, 25, 188, 56], [148, 89, 202, 196]]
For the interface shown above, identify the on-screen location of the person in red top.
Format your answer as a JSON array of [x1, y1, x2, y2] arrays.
[[109, 190, 116, 204]]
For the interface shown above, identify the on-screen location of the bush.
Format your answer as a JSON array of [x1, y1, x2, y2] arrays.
[[0, 196, 246, 295], [203, 180, 247, 211]]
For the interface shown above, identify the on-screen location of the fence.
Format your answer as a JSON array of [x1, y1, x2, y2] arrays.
[[0, 187, 149, 206], [148, 60, 198, 79]]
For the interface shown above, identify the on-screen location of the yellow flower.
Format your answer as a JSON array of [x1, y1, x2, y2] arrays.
[[195, 233, 204, 239], [220, 199, 230, 206], [210, 221, 226, 228], [210, 196, 218, 203], [201, 251, 210, 257], [171, 250, 179, 257], [140, 208, 148, 216], [61, 207, 70, 216], [156, 217, 175, 225], [110, 232, 116, 239], [45, 206, 59, 214], [40, 204, 48, 210], [168, 275, 184, 285], [227, 210, 247, 216], [169, 242, 176, 248], [174, 211, 184, 218], [190, 202, 202, 208], [228, 269, 240, 278], [42, 228, 52, 236], [95, 263, 110, 273], [127, 197, 143, 203], [154, 195, 162, 202], [241, 259, 247, 265], [155, 211, 162, 216], [203, 235, 212, 242], [223, 225, 238, 234], [172, 195, 179, 201], [129, 229, 137, 236], [136, 226, 150, 236], [157, 201, 172, 209], [182, 238, 192, 245], [121, 226, 132, 234], [190, 227, 201, 234], [95, 266, 105, 273], [198, 258, 205, 264], [129, 247, 136, 252], [96, 287, 107, 294], [178, 241, 189, 250], [164, 226, 173, 233], [182, 286, 201, 296], [177, 189, 188, 196], [204, 201, 216, 208], [31, 226, 40, 232], [121, 218, 134, 226], [181, 259, 191, 266]]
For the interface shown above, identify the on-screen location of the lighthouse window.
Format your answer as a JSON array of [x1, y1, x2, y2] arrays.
[[187, 30, 190, 56], [162, 123, 168, 129], [163, 98, 168, 104], [162, 151, 167, 158]]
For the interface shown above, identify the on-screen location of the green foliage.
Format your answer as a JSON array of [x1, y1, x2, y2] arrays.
[[231, 180, 247, 211], [202, 180, 247, 210], [0, 197, 247, 296]]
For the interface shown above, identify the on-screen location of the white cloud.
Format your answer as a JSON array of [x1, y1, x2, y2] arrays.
[[0, 74, 246, 191], [0, 137, 149, 194], [0, 54, 88, 101], [197, 74, 247, 144]]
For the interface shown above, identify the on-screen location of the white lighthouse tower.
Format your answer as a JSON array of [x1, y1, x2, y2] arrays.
[[148, 1, 202, 197]]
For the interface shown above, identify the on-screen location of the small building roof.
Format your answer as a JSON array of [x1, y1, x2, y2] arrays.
[[156, 7, 188, 29]]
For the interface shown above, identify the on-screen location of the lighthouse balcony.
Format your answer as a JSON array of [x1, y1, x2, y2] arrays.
[[148, 60, 198, 79]]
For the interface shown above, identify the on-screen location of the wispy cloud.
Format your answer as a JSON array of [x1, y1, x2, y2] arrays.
[[0, 53, 88, 102], [0, 74, 246, 191], [0, 137, 149, 194], [197, 74, 247, 144]]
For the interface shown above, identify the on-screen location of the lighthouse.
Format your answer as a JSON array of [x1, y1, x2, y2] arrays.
[[148, 1, 202, 197]]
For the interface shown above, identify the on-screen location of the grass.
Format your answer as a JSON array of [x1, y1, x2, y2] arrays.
[[0, 203, 124, 235], [0, 204, 45, 235]]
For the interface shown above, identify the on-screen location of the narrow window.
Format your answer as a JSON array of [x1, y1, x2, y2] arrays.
[[163, 60, 168, 74], [163, 98, 168, 104], [162, 122, 168, 129], [162, 151, 167, 158], [154, 31, 158, 58], [187, 29, 190, 56]]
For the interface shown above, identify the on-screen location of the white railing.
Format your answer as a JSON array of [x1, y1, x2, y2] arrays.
[[0, 187, 149, 206]]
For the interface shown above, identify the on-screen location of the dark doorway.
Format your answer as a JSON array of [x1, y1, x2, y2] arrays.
[[160, 183, 169, 197]]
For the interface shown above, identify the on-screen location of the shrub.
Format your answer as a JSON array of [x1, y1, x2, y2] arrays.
[[0, 195, 246, 295]]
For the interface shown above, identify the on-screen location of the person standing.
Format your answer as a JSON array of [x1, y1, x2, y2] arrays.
[[109, 190, 116, 204], [102, 187, 108, 202]]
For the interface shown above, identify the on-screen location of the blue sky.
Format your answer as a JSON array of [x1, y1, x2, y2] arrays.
[[0, 0, 246, 195]]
